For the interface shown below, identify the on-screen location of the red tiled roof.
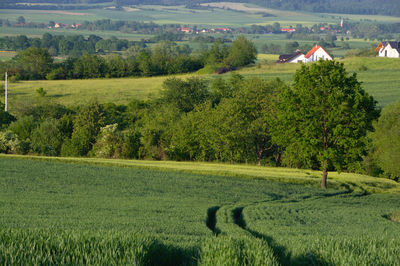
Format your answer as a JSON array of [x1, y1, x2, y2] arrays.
[[305, 45, 321, 58]]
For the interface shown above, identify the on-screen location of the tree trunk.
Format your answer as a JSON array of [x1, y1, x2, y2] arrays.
[[321, 161, 328, 189]]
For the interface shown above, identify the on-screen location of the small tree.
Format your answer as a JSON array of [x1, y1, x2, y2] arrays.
[[271, 60, 379, 189], [17, 16, 25, 24], [227, 36, 257, 68]]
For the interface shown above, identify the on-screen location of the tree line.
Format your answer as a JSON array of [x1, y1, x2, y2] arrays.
[[0, 36, 257, 80], [0, 33, 147, 56], [1, 61, 399, 186]]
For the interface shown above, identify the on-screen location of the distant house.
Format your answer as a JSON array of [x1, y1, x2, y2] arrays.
[[276, 51, 305, 63], [378, 41, 400, 58], [179, 27, 192, 33], [281, 28, 296, 33], [375, 41, 387, 53], [277, 45, 332, 63], [304, 45, 333, 62]]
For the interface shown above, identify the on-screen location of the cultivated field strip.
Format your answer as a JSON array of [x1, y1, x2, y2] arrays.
[[2, 154, 400, 193]]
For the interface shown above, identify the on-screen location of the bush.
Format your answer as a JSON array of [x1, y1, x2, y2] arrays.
[[31, 119, 63, 156], [0, 103, 16, 129], [371, 100, 400, 180], [8, 115, 36, 141], [0, 131, 24, 154], [90, 124, 122, 158]]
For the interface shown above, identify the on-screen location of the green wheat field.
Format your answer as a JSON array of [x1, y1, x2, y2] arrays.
[[1, 155, 400, 265]]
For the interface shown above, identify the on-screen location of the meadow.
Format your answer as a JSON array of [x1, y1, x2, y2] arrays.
[[5, 56, 400, 114], [1, 3, 399, 28], [1, 155, 400, 265]]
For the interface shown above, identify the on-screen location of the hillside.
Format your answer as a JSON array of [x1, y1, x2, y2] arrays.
[[2, 0, 400, 17]]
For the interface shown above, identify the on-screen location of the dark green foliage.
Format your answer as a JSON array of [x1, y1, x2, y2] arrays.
[[73, 53, 107, 79], [371, 100, 400, 179], [12, 47, 53, 80], [18, 102, 71, 121], [139, 104, 180, 159], [0, 35, 257, 80], [35, 87, 46, 97], [8, 115, 36, 141], [121, 128, 142, 159], [31, 118, 62, 156], [271, 60, 380, 188], [227, 35, 257, 68], [0, 103, 15, 129], [161, 77, 209, 113], [168, 76, 282, 163], [61, 101, 104, 157]]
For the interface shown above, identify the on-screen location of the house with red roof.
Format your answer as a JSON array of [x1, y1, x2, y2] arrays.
[[277, 45, 332, 63], [304, 45, 333, 62], [281, 28, 296, 33], [378, 41, 400, 58], [178, 27, 192, 33]]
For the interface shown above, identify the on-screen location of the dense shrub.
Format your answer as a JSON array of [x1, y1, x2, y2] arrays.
[[371, 100, 400, 180], [31, 119, 63, 156]]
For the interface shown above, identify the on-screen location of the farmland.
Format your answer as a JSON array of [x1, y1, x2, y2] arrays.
[[1, 3, 399, 28], [5, 56, 400, 114], [1, 155, 400, 264], [1, 3, 400, 264]]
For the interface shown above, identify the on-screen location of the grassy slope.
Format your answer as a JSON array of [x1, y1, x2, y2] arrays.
[[0, 156, 324, 245], [1, 154, 399, 194], [1, 155, 400, 265], [6, 57, 400, 113]]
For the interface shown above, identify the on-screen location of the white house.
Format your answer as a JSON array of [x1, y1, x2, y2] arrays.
[[277, 45, 332, 64], [276, 51, 305, 63], [378, 41, 400, 58], [304, 45, 333, 62]]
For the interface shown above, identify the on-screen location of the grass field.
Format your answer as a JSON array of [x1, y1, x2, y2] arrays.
[[4, 57, 400, 114], [0, 50, 16, 61], [1, 3, 399, 28], [1, 155, 400, 264]]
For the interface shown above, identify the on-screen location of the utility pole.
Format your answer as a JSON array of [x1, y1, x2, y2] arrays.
[[5, 71, 8, 112]]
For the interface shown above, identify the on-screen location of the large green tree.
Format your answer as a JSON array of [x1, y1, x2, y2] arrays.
[[271, 60, 379, 189], [14, 47, 53, 80]]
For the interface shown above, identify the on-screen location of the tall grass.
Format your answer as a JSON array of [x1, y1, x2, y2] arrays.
[[0, 229, 188, 265], [199, 236, 279, 266]]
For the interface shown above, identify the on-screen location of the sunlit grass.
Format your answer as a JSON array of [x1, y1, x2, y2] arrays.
[[2, 154, 399, 193]]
